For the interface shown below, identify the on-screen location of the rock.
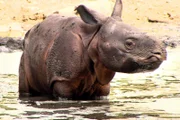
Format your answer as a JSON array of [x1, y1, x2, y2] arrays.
[[0, 36, 9, 45], [0, 37, 23, 52], [6, 37, 23, 50], [147, 17, 168, 23], [161, 35, 180, 48], [0, 46, 12, 53], [163, 40, 177, 48]]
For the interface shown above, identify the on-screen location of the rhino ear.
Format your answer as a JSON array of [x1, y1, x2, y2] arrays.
[[75, 5, 107, 25], [111, 0, 123, 20]]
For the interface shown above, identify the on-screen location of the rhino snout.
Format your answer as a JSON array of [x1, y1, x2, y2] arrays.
[[139, 50, 166, 64], [146, 56, 160, 63], [151, 49, 167, 61]]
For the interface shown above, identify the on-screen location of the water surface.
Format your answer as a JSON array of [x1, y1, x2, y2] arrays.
[[0, 47, 180, 120]]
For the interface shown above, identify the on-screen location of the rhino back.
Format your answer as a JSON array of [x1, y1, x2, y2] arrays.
[[23, 14, 98, 92]]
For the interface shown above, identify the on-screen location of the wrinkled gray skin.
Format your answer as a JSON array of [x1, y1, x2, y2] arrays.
[[19, 0, 166, 100]]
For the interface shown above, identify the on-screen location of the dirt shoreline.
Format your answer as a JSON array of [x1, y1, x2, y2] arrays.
[[0, 0, 180, 52], [0, 0, 180, 35]]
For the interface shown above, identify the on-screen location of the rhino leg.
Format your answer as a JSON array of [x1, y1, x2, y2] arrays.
[[19, 52, 40, 96], [80, 83, 110, 100], [19, 53, 30, 95], [52, 81, 76, 99], [52, 80, 110, 100], [92, 83, 110, 98]]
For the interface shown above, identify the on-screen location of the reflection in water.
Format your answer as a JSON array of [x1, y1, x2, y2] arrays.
[[0, 47, 180, 120]]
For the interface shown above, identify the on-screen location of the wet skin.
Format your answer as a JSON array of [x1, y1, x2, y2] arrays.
[[19, 0, 166, 100]]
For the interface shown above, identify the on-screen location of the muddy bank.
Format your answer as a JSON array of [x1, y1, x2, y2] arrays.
[[0, 33, 179, 53], [0, 0, 180, 52]]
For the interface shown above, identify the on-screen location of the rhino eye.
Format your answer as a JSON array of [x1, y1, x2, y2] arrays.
[[125, 39, 136, 50]]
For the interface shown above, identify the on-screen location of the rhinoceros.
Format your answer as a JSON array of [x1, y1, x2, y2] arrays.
[[19, 0, 166, 100]]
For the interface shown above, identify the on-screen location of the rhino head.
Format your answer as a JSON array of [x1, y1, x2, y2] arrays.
[[75, 0, 167, 73]]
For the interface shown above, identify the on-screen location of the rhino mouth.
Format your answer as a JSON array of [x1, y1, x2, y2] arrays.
[[135, 61, 162, 73], [120, 56, 162, 73]]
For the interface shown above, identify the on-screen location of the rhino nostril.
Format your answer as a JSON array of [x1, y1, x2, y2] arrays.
[[150, 51, 163, 61], [152, 51, 162, 56]]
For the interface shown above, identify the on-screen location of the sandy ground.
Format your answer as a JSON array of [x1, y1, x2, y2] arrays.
[[0, 0, 180, 37]]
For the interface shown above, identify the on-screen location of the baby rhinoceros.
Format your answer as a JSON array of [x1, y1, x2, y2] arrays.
[[19, 0, 167, 100]]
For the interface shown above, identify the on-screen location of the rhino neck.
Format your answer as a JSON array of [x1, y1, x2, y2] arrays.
[[87, 31, 115, 85], [79, 23, 101, 48]]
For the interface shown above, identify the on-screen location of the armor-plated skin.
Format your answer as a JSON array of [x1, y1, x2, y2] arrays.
[[19, 0, 166, 100]]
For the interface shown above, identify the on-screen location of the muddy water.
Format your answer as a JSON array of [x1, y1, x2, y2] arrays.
[[0, 47, 180, 120]]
